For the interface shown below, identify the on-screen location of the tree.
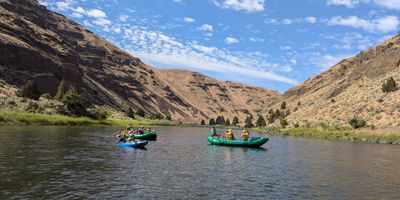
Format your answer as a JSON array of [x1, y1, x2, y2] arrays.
[[225, 119, 231, 126], [267, 109, 275, 123], [255, 115, 266, 127], [281, 101, 287, 110], [16, 80, 41, 100], [285, 109, 291, 117], [382, 77, 398, 93], [125, 107, 135, 119], [136, 109, 145, 117], [244, 116, 254, 128], [209, 118, 215, 125], [348, 116, 366, 129], [297, 101, 301, 106], [55, 79, 68, 100], [274, 109, 281, 119], [232, 116, 239, 126], [62, 88, 87, 116], [216, 115, 225, 125], [200, 119, 205, 125], [280, 116, 288, 128]]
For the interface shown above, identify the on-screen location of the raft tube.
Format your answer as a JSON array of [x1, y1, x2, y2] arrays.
[[208, 136, 268, 148], [119, 140, 148, 148]]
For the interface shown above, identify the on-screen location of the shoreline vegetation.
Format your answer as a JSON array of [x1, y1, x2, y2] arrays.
[[1, 109, 399, 144], [0, 109, 180, 127]]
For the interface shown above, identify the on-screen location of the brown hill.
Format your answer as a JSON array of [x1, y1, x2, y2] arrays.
[[0, 0, 280, 122], [270, 34, 400, 129], [156, 69, 280, 121]]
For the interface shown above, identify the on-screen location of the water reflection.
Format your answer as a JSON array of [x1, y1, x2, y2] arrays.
[[0, 126, 400, 199]]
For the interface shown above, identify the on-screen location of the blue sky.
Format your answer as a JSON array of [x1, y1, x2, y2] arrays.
[[39, 0, 399, 91]]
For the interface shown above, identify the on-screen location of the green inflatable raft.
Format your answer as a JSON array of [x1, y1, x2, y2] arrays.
[[208, 136, 268, 148], [133, 132, 157, 140]]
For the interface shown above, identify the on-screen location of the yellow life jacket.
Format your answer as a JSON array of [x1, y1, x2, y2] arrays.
[[226, 131, 233, 139], [241, 132, 249, 140]]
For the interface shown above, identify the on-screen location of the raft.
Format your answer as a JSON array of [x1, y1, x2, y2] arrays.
[[207, 136, 268, 148], [119, 140, 148, 148], [133, 132, 157, 140]]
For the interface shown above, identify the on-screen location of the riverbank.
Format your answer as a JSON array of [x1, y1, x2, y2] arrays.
[[0, 110, 180, 126], [256, 127, 400, 145]]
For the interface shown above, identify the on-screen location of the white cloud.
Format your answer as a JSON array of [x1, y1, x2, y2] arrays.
[[198, 24, 213, 31], [183, 17, 195, 23], [120, 27, 297, 84], [374, 0, 400, 10], [119, 15, 129, 22], [308, 53, 350, 70], [213, 0, 265, 12], [93, 18, 112, 26], [86, 9, 107, 18], [326, 15, 399, 33], [72, 6, 85, 14], [265, 18, 279, 24], [327, 0, 400, 10], [249, 37, 265, 42], [305, 16, 317, 24], [326, 0, 360, 8], [71, 12, 84, 18], [225, 37, 239, 44], [282, 19, 292, 25], [56, 1, 70, 10]]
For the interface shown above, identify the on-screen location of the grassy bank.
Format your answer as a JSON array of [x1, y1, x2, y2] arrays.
[[256, 127, 400, 145], [0, 110, 179, 126]]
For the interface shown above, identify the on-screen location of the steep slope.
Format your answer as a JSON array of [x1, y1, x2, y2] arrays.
[[0, 0, 279, 122], [156, 69, 281, 121], [273, 34, 400, 128]]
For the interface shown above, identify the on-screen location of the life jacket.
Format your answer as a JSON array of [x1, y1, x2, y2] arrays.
[[226, 131, 233, 139], [241, 132, 249, 140]]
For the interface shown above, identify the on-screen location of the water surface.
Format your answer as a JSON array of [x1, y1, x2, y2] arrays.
[[1, 126, 400, 199]]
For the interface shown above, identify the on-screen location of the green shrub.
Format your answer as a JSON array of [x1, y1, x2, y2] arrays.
[[281, 101, 287, 110], [293, 122, 299, 128], [16, 80, 41, 100], [348, 116, 366, 129], [61, 88, 88, 116], [200, 119, 205, 125], [55, 80, 68, 100], [382, 77, 398, 93], [255, 115, 266, 127], [232, 116, 239, 126], [125, 107, 135, 119], [136, 109, 145, 117], [149, 113, 164, 120], [244, 116, 254, 128], [88, 109, 108, 120], [280, 117, 288, 128], [209, 118, 215, 125]]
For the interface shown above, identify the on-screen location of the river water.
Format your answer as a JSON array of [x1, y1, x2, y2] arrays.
[[0, 126, 399, 199]]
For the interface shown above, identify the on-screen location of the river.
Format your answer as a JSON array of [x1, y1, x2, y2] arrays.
[[0, 126, 400, 199]]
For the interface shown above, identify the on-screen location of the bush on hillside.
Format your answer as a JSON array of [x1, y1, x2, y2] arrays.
[[200, 119, 205, 125], [125, 107, 135, 119], [16, 80, 41, 100], [136, 109, 145, 117], [244, 116, 254, 128], [348, 116, 366, 129], [232, 116, 239, 126], [55, 79, 69, 100], [382, 77, 398, 93], [61, 88, 88, 117], [255, 115, 266, 127], [280, 101, 287, 110], [280, 116, 288, 128], [209, 118, 215, 125]]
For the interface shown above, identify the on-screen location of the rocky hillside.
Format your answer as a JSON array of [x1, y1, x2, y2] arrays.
[[270, 34, 400, 129], [0, 0, 279, 122], [156, 69, 280, 122]]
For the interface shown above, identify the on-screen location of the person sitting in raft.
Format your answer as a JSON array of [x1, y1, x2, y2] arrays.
[[241, 130, 249, 141], [126, 124, 133, 131], [127, 134, 135, 142], [138, 125, 145, 134], [210, 127, 217, 137], [151, 129, 156, 134], [226, 129, 235, 140], [119, 134, 127, 143], [146, 128, 151, 133]]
